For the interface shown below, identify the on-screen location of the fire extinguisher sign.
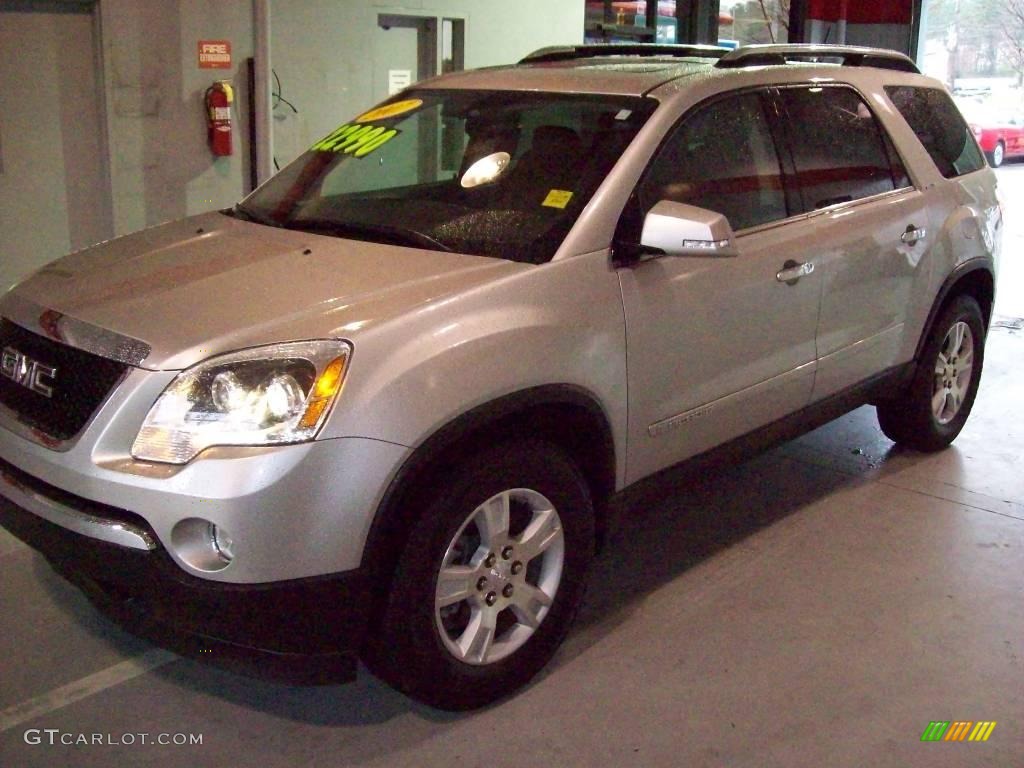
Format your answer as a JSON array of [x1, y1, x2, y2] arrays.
[[198, 40, 232, 69]]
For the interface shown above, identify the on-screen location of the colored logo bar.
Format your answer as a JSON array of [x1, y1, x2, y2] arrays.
[[920, 721, 997, 742]]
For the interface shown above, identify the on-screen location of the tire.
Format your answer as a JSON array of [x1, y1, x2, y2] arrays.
[[364, 440, 595, 710], [987, 141, 1005, 168], [877, 294, 985, 451]]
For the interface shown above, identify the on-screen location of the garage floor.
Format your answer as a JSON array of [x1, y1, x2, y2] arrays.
[[1, 171, 1022, 767]]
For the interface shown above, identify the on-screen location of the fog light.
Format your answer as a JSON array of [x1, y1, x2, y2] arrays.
[[171, 518, 236, 572], [209, 523, 235, 563]]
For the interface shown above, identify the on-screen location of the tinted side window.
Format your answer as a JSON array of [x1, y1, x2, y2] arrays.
[[639, 91, 787, 231], [885, 85, 985, 178], [779, 87, 897, 211]]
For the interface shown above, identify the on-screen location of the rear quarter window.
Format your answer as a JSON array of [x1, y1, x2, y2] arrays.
[[885, 85, 985, 178]]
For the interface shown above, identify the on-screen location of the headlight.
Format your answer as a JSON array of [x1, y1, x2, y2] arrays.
[[132, 340, 351, 464]]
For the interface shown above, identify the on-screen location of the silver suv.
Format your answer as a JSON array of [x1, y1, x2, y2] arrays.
[[0, 44, 1001, 709]]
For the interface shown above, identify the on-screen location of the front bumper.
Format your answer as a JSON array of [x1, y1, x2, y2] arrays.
[[0, 367, 410, 584], [0, 366, 412, 681], [0, 457, 371, 681]]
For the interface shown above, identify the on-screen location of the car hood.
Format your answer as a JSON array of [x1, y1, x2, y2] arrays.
[[1, 212, 523, 370]]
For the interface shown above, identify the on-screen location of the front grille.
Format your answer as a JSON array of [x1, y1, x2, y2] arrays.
[[0, 319, 129, 440]]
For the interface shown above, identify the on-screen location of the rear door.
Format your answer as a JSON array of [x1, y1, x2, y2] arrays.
[[771, 84, 932, 401]]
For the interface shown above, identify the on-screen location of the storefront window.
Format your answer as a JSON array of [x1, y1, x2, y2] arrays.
[[582, 2, 791, 47], [721, 2, 789, 47], [584, 0, 609, 28], [584, 1, 655, 43], [917, 0, 1024, 130]]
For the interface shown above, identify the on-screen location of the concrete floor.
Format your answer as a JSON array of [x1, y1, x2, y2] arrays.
[[1, 171, 1023, 767]]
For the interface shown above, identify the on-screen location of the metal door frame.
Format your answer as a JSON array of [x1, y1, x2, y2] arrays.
[[0, 0, 114, 246], [378, 13, 439, 83]]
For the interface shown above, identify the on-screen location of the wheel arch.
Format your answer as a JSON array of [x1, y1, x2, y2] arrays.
[[915, 259, 995, 362], [358, 384, 617, 624]]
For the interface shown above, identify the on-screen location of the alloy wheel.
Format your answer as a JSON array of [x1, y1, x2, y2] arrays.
[[434, 488, 565, 665], [932, 320, 975, 425]]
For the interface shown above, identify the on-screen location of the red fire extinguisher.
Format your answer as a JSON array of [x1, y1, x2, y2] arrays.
[[204, 81, 234, 156]]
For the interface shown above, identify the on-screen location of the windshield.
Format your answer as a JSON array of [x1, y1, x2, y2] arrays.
[[237, 89, 656, 264]]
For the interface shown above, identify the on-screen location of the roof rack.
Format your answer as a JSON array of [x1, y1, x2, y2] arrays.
[[715, 44, 919, 73], [519, 44, 729, 65]]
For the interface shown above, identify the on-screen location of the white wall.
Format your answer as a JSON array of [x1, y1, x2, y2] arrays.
[[100, 0, 254, 235], [0, 10, 110, 291], [269, 0, 584, 166]]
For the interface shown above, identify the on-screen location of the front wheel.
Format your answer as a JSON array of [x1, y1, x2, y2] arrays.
[[877, 294, 985, 451], [365, 440, 595, 710], [987, 141, 1005, 168]]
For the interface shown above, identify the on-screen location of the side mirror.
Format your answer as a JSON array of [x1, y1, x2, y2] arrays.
[[639, 200, 738, 258]]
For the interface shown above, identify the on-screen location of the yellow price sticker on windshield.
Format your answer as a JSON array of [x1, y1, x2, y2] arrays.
[[542, 189, 574, 209], [355, 99, 423, 123]]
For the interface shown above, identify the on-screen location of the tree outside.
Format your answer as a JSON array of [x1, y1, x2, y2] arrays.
[[916, 1, 1024, 121], [724, 1, 790, 45], [1000, 0, 1024, 86]]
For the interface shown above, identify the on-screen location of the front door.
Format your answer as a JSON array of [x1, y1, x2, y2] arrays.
[[619, 90, 819, 484]]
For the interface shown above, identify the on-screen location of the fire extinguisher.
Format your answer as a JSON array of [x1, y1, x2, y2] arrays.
[[204, 81, 234, 156]]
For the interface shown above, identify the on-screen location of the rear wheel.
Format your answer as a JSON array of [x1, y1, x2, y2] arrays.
[[365, 440, 594, 710], [877, 295, 985, 451]]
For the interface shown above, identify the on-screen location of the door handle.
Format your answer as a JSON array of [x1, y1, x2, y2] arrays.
[[776, 260, 814, 285], [901, 225, 927, 245]]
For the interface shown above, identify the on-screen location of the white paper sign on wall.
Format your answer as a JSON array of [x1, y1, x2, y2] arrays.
[[388, 69, 412, 96]]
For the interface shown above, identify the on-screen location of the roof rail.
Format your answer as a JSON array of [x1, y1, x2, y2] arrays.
[[715, 44, 919, 73], [519, 44, 729, 65]]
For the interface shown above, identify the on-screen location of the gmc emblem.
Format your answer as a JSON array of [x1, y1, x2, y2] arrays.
[[1, 346, 57, 398]]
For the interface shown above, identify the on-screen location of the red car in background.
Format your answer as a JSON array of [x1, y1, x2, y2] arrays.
[[962, 111, 1024, 167]]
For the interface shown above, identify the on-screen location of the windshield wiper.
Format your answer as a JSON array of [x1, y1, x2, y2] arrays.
[[226, 204, 283, 228], [285, 219, 453, 253]]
